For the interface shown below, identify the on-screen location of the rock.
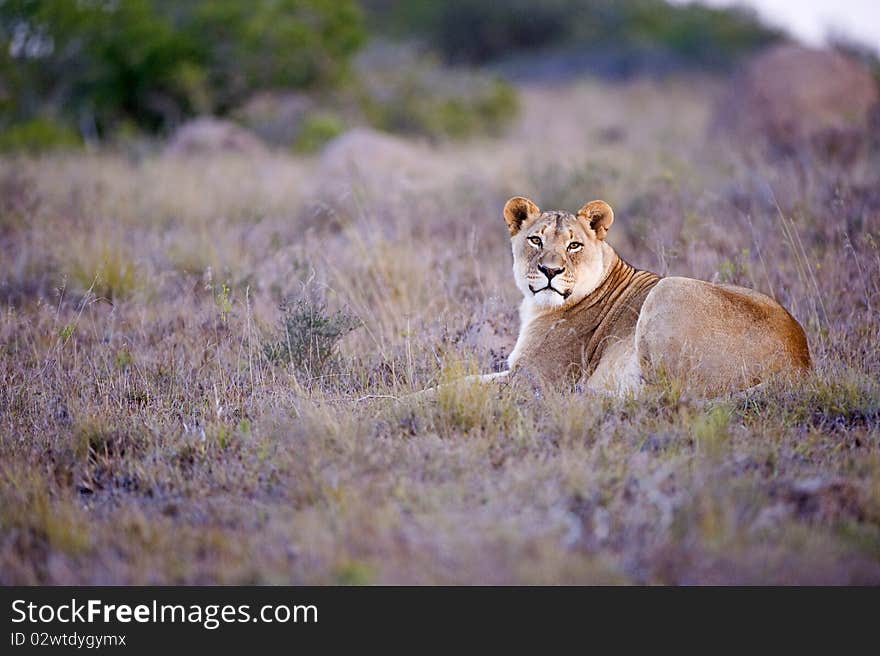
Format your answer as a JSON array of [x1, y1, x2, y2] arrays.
[[304, 128, 434, 226], [317, 127, 427, 181], [233, 92, 314, 146], [165, 117, 268, 156], [455, 312, 518, 372], [713, 45, 880, 160]]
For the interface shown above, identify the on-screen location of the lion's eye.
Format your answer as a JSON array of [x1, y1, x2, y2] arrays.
[[568, 242, 583, 252], [528, 236, 542, 248]]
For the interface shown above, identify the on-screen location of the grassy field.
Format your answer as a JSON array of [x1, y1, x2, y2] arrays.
[[1, 78, 879, 584]]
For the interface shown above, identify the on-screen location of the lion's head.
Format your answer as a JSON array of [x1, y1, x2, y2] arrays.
[[503, 196, 615, 309]]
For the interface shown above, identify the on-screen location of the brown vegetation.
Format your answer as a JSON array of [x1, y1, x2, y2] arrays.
[[713, 45, 880, 160], [1, 79, 879, 584]]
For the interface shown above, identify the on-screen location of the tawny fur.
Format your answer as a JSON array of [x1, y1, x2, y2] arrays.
[[498, 196, 810, 396]]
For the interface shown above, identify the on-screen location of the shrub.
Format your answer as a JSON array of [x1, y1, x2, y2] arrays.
[[0, 117, 82, 153], [263, 296, 361, 377], [428, 359, 525, 436], [356, 45, 519, 140], [0, 0, 367, 135], [69, 243, 140, 301], [362, 0, 783, 71], [294, 112, 346, 153]]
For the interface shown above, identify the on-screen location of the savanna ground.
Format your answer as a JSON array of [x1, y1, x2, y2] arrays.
[[1, 78, 879, 584]]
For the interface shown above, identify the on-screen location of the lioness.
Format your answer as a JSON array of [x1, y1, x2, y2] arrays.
[[490, 196, 810, 396]]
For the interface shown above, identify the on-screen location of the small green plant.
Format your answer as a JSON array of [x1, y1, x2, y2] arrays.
[[428, 358, 524, 437], [717, 249, 752, 284], [294, 113, 346, 153], [263, 296, 360, 377], [214, 283, 233, 322], [0, 118, 82, 153], [333, 559, 376, 585], [70, 246, 139, 301], [691, 406, 732, 460], [215, 425, 233, 450], [114, 349, 133, 370]]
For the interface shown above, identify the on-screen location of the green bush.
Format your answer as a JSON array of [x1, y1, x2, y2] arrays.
[[294, 113, 346, 153], [362, 0, 783, 70], [356, 45, 519, 140], [0, 118, 82, 153], [0, 0, 367, 135], [263, 296, 361, 377], [624, 1, 783, 68], [184, 0, 367, 113]]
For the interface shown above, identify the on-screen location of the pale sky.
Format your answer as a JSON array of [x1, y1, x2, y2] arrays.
[[676, 0, 880, 50]]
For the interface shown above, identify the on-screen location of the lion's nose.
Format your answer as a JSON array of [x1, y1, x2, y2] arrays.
[[538, 264, 565, 280]]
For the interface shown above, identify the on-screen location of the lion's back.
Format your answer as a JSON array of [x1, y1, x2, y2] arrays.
[[636, 276, 810, 391]]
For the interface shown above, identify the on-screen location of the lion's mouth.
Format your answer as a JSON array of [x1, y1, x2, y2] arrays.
[[529, 284, 571, 299]]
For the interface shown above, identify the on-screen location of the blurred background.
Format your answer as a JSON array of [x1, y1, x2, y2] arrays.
[[1, 0, 877, 154], [3, 2, 880, 586]]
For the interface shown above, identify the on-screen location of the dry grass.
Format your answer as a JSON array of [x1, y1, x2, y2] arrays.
[[1, 78, 879, 584]]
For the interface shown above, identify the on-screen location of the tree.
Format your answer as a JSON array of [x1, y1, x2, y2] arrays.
[[0, 0, 366, 136]]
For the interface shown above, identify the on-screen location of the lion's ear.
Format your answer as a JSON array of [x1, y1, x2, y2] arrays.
[[503, 196, 540, 236], [577, 200, 614, 240]]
